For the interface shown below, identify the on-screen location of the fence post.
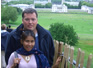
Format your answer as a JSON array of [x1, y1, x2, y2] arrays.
[[59, 42, 64, 68], [76, 48, 81, 68], [57, 42, 63, 57], [53, 40, 92, 68], [53, 40, 59, 64], [69, 46, 74, 68], [60, 42, 64, 54], [65, 45, 70, 68], [61, 44, 68, 68], [86, 54, 92, 68], [80, 51, 85, 68]]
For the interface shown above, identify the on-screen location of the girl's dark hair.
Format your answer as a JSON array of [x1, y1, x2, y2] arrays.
[[21, 30, 35, 41]]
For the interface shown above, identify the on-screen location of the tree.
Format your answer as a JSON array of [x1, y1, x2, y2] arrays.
[[8, 0, 33, 5], [14, 7, 22, 14], [78, 1, 82, 9], [1, 6, 18, 24], [49, 23, 78, 46], [45, 3, 52, 8]]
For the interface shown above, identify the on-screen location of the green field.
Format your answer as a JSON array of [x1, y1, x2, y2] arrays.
[[5, 9, 93, 67]]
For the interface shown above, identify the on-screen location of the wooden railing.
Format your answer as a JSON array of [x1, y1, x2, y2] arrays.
[[53, 40, 93, 68]]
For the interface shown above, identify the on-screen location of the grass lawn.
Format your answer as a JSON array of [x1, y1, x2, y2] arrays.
[[4, 9, 93, 67]]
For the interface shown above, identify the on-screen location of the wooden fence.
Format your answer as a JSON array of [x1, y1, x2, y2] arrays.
[[53, 40, 93, 68]]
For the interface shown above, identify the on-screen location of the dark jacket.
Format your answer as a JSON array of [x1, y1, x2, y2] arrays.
[[5, 24, 55, 67], [1, 31, 9, 51], [7, 28, 13, 32]]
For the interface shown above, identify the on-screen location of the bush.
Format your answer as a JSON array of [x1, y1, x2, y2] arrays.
[[8, 0, 33, 5], [49, 23, 78, 46], [64, 3, 79, 9], [79, 1, 93, 8], [45, 3, 52, 8], [35, 4, 45, 8], [78, 1, 82, 9]]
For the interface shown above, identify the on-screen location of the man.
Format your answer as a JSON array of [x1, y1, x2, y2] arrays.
[[7, 25, 13, 32], [1, 24, 9, 68], [5, 8, 55, 67]]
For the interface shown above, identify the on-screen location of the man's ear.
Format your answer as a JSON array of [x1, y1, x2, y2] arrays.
[[22, 18, 24, 24], [20, 39, 23, 44]]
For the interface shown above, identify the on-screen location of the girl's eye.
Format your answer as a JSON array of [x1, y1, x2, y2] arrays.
[[31, 40, 35, 43], [25, 40, 29, 42]]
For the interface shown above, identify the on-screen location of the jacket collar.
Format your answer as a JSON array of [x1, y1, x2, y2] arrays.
[[14, 24, 47, 39], [16, 24, 24, 35], [12, 24, 23, 40], [36, 24, 48, 39]]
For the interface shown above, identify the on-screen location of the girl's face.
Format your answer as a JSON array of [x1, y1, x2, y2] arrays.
[[21, 36, 35, 51]]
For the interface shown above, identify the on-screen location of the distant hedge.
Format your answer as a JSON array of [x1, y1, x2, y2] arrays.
[[64, 1, 93, 9], [80, 1, 93, 7], [49, 23, 78, 46], [64, 3, 79, 9], [35, 3, 52, 8], [78, 1, 93, 9], [35, 4, 45, 8]]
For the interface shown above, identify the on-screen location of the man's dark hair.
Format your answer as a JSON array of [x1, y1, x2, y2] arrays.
[[8, 25, 11, 28], [22, 8, 38, 18]]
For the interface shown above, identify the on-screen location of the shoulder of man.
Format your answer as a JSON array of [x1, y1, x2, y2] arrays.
[[37, 24, 51, 36], [9, 24, 23, 36]]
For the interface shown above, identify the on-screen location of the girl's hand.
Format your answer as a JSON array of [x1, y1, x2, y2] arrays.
[[55, 56, 61, 66], [52, 56, 61, 68], [11, 58, 21, 68]]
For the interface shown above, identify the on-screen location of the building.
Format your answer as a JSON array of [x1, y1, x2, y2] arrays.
[[52, 0, 68, 13], [9, 4, 35, 11], [81, 5, 93, 14], [52, 4, 68, 12], [65, 1, 79, 6], [2, 0, 18, 2], [34, 0, 51, 5]]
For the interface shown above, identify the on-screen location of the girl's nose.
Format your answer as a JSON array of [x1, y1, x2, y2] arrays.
[[29, 42, 32, 45]]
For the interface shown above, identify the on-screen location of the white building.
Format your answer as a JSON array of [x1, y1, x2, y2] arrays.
[[48, 0, 51, 3], [9, 4, 35, 11], [87, 7, 93, 14], [34, 0, 51, 5], [2, 0, 18, 2], [81, 5, 93, 14], [81, 5, 88, 11], [65, 2, 79, 6], [52, 0, 68, 13], [52, 4, 67, 12]]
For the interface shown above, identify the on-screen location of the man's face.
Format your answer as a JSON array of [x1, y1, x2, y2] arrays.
[[22, 13, 38, 32]]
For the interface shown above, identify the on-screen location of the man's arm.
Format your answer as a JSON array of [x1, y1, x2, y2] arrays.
[[49, 36, 55, 66], [47, 30, 55, 66], [5, 34, 15, 65]]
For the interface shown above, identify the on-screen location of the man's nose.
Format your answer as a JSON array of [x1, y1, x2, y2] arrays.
[[29, 20, 32, 23]]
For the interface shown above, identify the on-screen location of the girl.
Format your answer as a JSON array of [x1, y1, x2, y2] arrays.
[[6, 30, 50, 68]]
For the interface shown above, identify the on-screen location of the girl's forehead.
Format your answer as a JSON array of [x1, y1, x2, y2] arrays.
[[25, 36, 34, 39]]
